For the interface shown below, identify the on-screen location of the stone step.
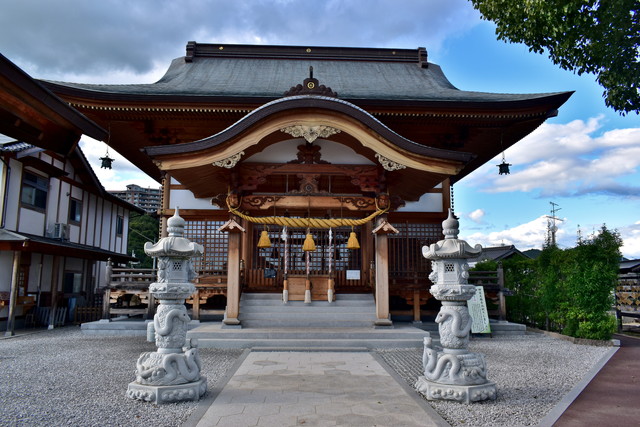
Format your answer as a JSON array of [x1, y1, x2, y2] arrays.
[[417, 320, 527, 335], [238, 292, 378, 329], [239, 319, 377, 328], [188, 326, 429, 340], [239, 303, 375, 313], [188, 323, 432, 349], [241, 299, 375, 307], [194, 337, 427, 349], [241, 293, 373, 300]]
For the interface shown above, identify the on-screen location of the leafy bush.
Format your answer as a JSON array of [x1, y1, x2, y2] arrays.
[[476, 225, 621, 340]]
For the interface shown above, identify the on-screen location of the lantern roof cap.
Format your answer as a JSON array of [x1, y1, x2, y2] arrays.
[[423, 210, 482, 260], [144, 208, 203, 257]]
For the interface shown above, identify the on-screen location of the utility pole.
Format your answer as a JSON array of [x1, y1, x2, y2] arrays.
[[546, 202, 563, 247]]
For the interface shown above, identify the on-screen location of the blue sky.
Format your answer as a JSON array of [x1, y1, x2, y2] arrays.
[[1, 0, 638, 257]]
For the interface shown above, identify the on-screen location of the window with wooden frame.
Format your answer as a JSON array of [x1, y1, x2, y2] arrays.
[[20, 171, 48, 211], [389, 222, 441, 279], [183, 220, 228, 275], [69, 198, 82, 224], [115, 215, 124, 236]]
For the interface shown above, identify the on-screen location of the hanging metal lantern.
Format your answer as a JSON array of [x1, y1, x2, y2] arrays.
[[497, 152, 511, 175], [100, 150, 115, 169], [497, 133, 510, 175]]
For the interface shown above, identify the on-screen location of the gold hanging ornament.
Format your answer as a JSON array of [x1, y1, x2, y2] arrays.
[[257, 227, 272, 248], [346, 227, 360, 250], [302, 229, 316, 252]]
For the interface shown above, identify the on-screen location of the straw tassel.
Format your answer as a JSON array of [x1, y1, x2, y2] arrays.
[[257, 229, 272, 248], [302, 230, 316, 252], [347, 230, 360, 250]]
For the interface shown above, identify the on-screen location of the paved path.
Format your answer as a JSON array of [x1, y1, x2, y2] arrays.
[[189, 351, 448, 427], [552, 333, 640, 426]]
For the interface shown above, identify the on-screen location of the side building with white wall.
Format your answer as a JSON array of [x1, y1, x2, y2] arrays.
[[0, 140, 142, 328], [0, 53, 143, 333]]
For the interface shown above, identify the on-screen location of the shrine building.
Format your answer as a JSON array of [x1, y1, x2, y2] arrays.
[[44, 43, 571, 327]]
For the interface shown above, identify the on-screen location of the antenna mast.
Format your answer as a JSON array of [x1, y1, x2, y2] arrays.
[[546, 202, 563, 247]]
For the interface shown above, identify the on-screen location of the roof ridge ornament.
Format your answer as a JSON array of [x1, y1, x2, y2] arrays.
[[283, 66, 338, 98]]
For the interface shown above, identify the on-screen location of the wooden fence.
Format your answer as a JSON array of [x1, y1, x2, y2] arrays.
[[615, 273, 640, 325]]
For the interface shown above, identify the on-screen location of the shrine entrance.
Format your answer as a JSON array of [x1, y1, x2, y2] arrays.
[[248, 225, 368, 299]]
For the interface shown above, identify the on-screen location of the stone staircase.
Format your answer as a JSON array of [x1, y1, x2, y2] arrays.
[[239, 293, 377, 328], [187, 292, 431, 349]]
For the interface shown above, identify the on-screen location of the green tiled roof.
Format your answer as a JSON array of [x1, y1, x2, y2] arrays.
[[44, 43, 567, 104]]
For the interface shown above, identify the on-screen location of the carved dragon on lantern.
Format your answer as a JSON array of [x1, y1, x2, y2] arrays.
[[422, 337, 487, 385], [135, 347, 202, 386]]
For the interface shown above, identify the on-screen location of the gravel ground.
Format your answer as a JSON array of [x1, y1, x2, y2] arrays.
[[0, 327, 611, 427], [0, 327, 242, 427], [377, 334, 611, 426]]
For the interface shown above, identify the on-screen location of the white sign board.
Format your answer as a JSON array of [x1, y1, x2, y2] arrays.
[[346, 270, 360, 280], [467, 285, 491, 334]]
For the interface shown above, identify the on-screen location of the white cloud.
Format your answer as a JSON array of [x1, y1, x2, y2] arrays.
[[467, 209, 485, 223], [79, 138, 159, 191], [461, 215, 567, 251], [0, 0, 480, 82], [619, 221, 640, 260], [465, 117, 640, 198]]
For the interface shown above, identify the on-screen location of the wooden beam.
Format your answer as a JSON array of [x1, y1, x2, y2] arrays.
[[4, 251, 21, 337]]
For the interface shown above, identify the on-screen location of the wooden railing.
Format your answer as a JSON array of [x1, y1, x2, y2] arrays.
[[103, 261, 156, 319]]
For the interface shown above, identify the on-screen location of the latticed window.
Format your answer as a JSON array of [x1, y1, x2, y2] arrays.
[[183, 220, 228, 275], [252, 226, 361, 275], [389, 222, 440, 279]]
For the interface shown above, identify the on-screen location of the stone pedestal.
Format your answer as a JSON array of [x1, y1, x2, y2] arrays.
[[126, 209, 207, 404], [416, 210, 497, 404]]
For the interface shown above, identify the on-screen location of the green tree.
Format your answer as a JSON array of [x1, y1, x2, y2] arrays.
[[470, 0, 640, 115], [561, 225, 621, 339], [127, 212, 159, 269]]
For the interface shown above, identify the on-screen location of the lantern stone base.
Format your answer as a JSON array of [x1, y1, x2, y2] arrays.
[[127, 378, 207, 404], [415, 377, 496, 404]]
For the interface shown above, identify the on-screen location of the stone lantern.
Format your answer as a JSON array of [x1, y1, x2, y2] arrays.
[[126, 208, 206, 404], [415, 210, 497, 404]]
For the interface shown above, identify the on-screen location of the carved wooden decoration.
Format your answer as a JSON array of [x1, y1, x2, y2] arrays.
[[212, 151, 244, 169], [283, 66, 338, 98], [375, 153, 407, 171], [281, 126, 341, 145]]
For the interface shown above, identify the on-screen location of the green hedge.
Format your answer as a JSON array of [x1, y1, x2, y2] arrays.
[[475, 226, 621, 340]]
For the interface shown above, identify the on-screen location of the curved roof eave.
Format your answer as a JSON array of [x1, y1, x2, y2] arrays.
[[142, 95, 474, 163], [43, 78, 572, 112]]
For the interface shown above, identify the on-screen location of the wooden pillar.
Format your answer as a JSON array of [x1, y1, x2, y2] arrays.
[[146, 293, 156, 320], [192, 289, 200, 321], [4, 250, 22, 337], [48, 255, 61, 329], [102, 258, 113, 320], [372, 217, 398, 327], [413, 289, 422, 322], [497, 262, 506, 321], [219, 218, 245, 327]]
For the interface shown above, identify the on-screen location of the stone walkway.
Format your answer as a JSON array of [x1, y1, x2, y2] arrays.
[[188, 351, 448, 427]]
